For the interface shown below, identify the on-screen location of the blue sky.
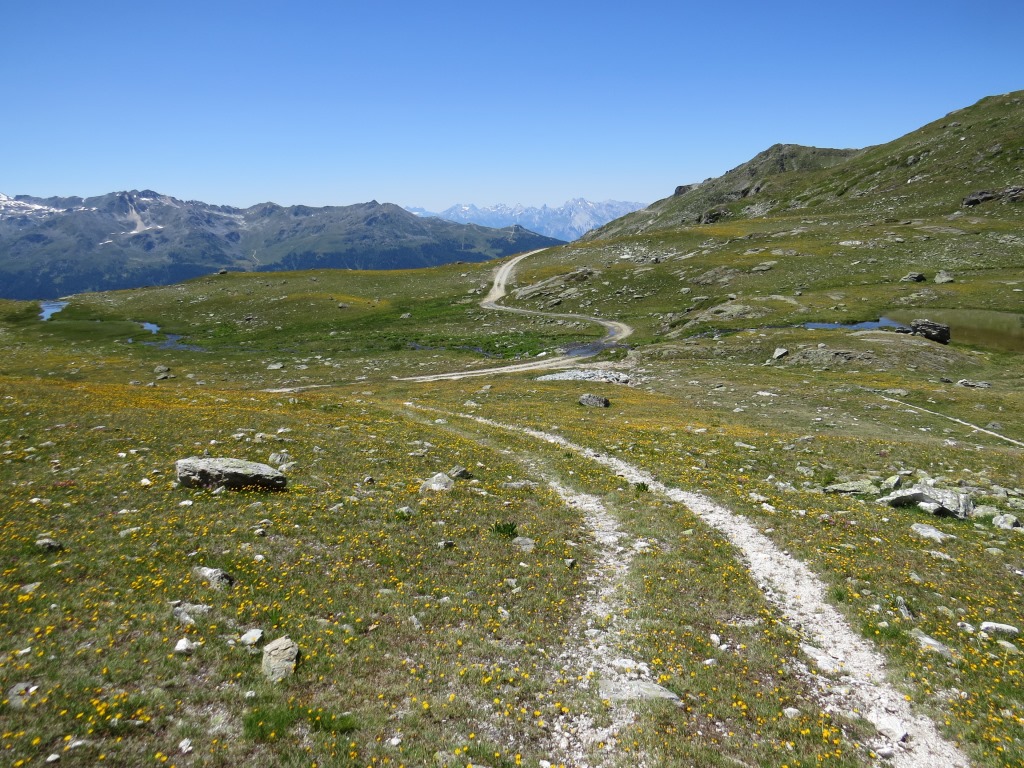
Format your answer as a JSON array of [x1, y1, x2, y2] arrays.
[[4, 0, 1022, 210]]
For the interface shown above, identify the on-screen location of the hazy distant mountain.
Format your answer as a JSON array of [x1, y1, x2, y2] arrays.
[[0, 191, 564, 299], [407, 199, 646, 241]]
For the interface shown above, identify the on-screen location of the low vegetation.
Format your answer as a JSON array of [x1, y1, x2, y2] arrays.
[[1, 91, 1022, 766]]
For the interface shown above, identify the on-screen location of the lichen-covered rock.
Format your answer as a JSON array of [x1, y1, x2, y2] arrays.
[[176, 457, 287, 491], [262, 636, 299, 681]]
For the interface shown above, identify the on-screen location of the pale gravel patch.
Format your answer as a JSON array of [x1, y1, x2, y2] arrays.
[[419, 407, 972, 768]]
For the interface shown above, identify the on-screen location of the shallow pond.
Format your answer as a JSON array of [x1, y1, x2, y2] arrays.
[[805, 310, 1024, 352], [39, 301, 69, 320]]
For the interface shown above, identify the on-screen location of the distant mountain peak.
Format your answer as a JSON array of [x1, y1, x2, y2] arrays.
[[407, 198, 646, 241]]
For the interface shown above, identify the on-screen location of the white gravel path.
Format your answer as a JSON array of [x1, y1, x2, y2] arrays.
[[423, 407, 972, 768]]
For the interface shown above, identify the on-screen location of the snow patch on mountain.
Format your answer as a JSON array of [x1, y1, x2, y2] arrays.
[[0, 193, 66, 220], [408, 198, 646, 241]]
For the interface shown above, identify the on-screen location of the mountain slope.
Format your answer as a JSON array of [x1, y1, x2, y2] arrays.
[[588, 91, 1023, 241], [410, 198, 645, 241], [0, 192, 564, 299]]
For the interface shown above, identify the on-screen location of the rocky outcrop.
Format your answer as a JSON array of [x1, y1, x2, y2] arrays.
[[910, 319, 950, 344], [962, 186, 1024, 207]]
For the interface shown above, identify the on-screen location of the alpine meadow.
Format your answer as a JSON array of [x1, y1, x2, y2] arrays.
[[1, 90, 1023, 768]]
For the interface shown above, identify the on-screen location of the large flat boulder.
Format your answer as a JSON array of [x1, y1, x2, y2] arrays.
[[176, 457, 287, 491]]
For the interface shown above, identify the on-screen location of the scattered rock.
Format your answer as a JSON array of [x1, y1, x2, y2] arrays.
[[772, 347, 789, 360], [6, 682, 37, 710], [910, 319, 950, 344], [909, 628, 953, 658], [262, 636, 300, 681], [448, 465, 472, 479], [175, 457, 287, 491], [512, 536, 536, 554], [957, 379, 991, 389], [578, 393, 610, 408], [901, 272, 926, 283], [877, 484, 973, 518], [910, 523, 957, 543], [34, 537, 63, 552], [192, 566, 235, 590], [419, 473, 454, 493], [980, 622, 1019, 637], [598, 678, 679, 702], [174, 638, 199, 655], [881, 475, 903, 491], [825, 480, 880, 495], [992, 514, 1020, 530], [172, 602, 212, 625], [934, 270, 955, 284], [962, 186, 1024, 207]]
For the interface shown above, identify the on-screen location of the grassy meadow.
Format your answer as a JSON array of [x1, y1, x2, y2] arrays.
[[0, 242, 1021, 768], [2, 92, 1023, 765]]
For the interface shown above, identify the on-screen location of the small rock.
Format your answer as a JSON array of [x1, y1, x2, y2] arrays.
[[900, 272, 926, 283], [174, 638, 199, 655], [262, 636, 300, 681], [192, 566, 234, 590], [6, 682, 37, 709], [910, 319, 950, 344], [419, 473, 454, 494], [957, 379, 991, 389], [825, 480, 880, 495], [909, 628, 953, 658], [579, 393, 611, 408], [512, 536, 536, 553], [996, 640, 1021, 655], [992, 514, 1019, 530], [448, 465, 472, 479], [35, 537, 63, 552], [910, 523, 957, 543], [772, 347, 789, 360], [934, 270, 955, 284], [979, 622, 1019, 637]]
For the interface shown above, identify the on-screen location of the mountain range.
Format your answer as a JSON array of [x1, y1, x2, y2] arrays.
[[0, 193, 564, 300], [406, 199, 645, 241]]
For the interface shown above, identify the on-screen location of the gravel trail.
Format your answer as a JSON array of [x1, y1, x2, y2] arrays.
[[417, 407, 972, 768]]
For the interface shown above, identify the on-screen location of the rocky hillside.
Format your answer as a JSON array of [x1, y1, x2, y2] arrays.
[[0, 192, 564, 299], [588, 91, 1023, 240]]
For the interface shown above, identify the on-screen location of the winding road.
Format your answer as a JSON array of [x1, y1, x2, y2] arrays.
[[399, 249, 633, 382]]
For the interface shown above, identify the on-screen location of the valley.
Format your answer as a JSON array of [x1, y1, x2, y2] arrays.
[[0, 90, 1022, 768]]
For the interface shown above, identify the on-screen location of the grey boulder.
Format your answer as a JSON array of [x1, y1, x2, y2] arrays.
[[176, 457, 287, 491], [877, 484, 973, 518], [262, 636, 300, 681]]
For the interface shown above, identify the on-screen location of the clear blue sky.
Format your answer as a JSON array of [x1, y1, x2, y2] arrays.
[[3, 0, 1021, 210]]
